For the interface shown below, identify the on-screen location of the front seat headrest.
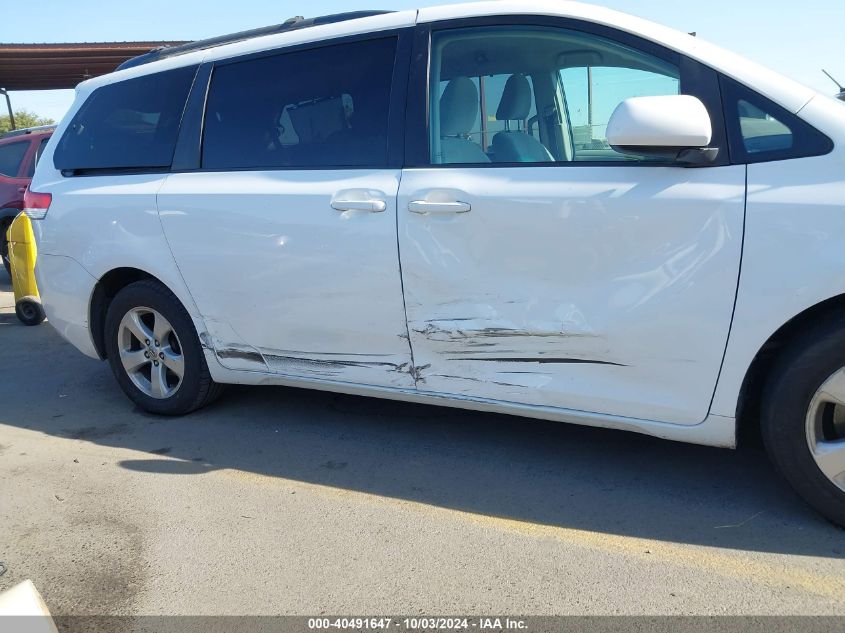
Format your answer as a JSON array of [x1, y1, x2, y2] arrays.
[[496, 74, 532, 121], [440, 77, 480, 136]]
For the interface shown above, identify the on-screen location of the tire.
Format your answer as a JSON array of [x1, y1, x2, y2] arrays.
[[1, 219, 11, 276], [104, 279, 224, 415], [15, 296, 46, 326], [761, 312, 845, 528]]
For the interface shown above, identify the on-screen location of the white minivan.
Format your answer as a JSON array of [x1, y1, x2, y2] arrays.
[[28, 2, 845, 525]]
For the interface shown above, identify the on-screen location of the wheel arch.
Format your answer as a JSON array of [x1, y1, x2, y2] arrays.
[[89, 267, 170, 360], [736, 292, 845, 446], [0, 207, 22, 223]]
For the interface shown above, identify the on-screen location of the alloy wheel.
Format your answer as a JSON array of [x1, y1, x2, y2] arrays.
[[117, 307, 185, 399], [805, 368, 845, 491]]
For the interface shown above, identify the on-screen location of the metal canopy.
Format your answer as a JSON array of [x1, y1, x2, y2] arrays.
[[0, 42, 188, 90]]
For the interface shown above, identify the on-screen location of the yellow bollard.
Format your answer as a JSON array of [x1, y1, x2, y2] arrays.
[[7, 212, 46, 326]]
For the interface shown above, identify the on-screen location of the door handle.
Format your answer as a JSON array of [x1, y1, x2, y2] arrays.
[[331, 199, 387, 213], [408, 200, 472, 215]]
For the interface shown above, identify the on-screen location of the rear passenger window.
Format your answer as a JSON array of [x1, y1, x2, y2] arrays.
[[0, 140, 29, 177], [32, 138, 50, 174], [53, 66, 197, 173], [26, 138, 50, 177], [721, 77, 833, 163], [202, 37, 397, 170]]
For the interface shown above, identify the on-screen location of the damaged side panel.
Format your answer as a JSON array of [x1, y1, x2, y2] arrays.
[[205, 319, 417, 386], [200, 320, 269, 372], [407, 314, 628, 406], [398, 166, 746, 425], [158, 169, 417, 390], [257, 348, 413, 383]]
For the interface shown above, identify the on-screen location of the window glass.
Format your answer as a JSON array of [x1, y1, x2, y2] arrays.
[[560, 66, 679, 159], [54, 66, 197, 172], [737, 99, 793, 154], [25, 138, 50, 177], [429, 26, 680, 165], [202, 37, 397, 170], [721, 77, 833, 163], [35, 138, 50, 165], [435, 74, 538, 154], [0, 140, 29, 177]]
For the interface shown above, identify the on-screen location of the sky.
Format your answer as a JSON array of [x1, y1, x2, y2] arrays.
[[2, 0, 844, 123]]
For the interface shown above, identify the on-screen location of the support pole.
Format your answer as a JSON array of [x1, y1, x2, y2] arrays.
[[1, 88, 15, 130]]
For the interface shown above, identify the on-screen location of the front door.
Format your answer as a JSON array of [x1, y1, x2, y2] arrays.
[[398, 22, 746, 424], [159, 35, 415, 388]]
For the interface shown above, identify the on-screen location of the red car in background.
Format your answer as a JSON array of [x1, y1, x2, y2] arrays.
[[0, 125, 55, 274]]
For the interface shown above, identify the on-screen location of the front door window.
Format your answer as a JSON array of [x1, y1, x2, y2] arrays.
[[429, 26, 681, 165]]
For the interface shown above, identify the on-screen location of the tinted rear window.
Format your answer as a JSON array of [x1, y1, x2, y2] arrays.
[[54, 66, 197, 172], [0, 140, 29, 177], [202, 37, 396, 170], [25, 137, 51, 177]]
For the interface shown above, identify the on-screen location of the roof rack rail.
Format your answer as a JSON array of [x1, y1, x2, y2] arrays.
[[0, 124, 57, 139], [116, 10, 395, 71]]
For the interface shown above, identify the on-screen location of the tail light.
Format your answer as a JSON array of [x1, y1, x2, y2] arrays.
[[23, 189, 52, 220]]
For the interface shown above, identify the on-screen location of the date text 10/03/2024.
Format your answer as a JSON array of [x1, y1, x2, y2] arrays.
[[307, 618, 528, 630]]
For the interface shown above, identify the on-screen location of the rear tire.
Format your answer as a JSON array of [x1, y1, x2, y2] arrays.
[[15, 296, 45, 326], [104, 279, 223, 415], [761, 313, 845, 527]]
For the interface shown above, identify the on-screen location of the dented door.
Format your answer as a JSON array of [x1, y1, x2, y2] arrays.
[[397, 166, 746, 425], [157, 35, 416, 389], [159, 170, 415, 388]]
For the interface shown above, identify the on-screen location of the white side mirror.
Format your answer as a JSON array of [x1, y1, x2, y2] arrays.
[[606, 95, 714, 163]]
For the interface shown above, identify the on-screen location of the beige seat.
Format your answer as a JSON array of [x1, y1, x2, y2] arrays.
[[492, 74, 553, 163], [438, 77, 490, 164]]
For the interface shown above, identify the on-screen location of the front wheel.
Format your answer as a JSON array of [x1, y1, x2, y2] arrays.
[[762, 315, 845, 527], [104, 280, 223, 415]]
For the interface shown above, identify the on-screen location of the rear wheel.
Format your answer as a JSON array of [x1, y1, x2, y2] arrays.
[[762, 315, 845, 527], [15, 296, 45, 326], [104, 280, 223, 415]]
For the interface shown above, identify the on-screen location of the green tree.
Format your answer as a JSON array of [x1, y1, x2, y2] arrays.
[[0, 109, 55, 134]]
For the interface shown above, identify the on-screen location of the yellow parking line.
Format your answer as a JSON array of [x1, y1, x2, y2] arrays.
[[220, 468, 844, 601], [458, 512, 843, 601]]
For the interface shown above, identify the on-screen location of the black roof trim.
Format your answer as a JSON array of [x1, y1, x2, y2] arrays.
[[116, 11, 395, 70]]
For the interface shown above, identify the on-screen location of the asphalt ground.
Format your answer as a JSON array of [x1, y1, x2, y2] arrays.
[[0, 270, 843, 620]]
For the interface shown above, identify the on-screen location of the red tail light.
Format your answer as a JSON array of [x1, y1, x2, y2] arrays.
[[23, 189, 52, 220]]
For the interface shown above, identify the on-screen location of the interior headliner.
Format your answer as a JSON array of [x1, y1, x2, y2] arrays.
[[438, 27, 678, 81]]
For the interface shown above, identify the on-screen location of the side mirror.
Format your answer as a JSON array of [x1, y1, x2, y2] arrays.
[[606, 95, 718, 165]]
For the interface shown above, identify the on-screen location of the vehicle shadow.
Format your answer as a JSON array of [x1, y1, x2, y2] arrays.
[[1, 315, 842, 559]]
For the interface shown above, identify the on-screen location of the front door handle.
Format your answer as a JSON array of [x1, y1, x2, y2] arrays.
[[331, 199, 387, 213], [408, 200, 472, 215]]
